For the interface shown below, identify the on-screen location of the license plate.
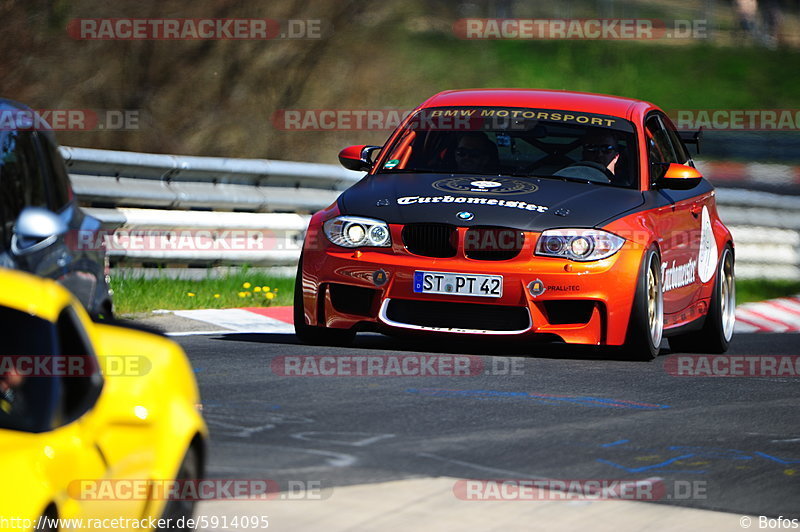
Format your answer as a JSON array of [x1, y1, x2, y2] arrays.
[[413, 271, 503, 298]]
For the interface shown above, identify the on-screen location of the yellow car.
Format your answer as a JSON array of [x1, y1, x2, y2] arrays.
[[0, 269, 207, 531]]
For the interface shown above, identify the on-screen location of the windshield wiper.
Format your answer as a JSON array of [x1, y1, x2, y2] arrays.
[[494, 172, 539, 178], [377, 168, 441, 174], [556, 175, 595, 184]]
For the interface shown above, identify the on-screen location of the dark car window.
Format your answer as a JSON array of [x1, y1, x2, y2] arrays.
[[0, 306, 61, 433], [0, 203, 8, 250], [56, 306, 103, 425], [14, 132, 47, 208], [377, 106, 639, 189], [659, 114, 691, 165], [0, 130, 49, 241], [645, 115, 678, 182], [0, 304, 103, 433], [1, 131, 28, 247], [35, 133, 72, 212]]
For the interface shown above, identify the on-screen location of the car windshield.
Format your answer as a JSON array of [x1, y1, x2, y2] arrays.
[[376, 106, 638, 189]]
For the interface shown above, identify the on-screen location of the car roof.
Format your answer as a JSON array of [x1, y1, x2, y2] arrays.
[[0, 98, 60, 145], [0, 98, 32, 113], [0, 268, 72, 323], [418, 89, 655, 122]]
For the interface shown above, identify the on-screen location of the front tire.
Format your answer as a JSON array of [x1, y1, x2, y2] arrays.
[[668, 245, 735, 354], [621, 246, 663, 361]]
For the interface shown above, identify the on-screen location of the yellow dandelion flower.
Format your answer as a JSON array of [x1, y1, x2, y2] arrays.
[[243, 282, 251, 289], [214, 294, 220, 298], [187, 292, 196, 297], [245, 291, 251, 297], [263, 286, 270, 292], [254, 286, 262, 292], [266, 292, 276, 300], [238, 291, 247, 298]]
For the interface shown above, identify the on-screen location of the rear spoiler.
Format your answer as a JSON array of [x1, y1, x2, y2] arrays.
[[678, 127, 703, 155]]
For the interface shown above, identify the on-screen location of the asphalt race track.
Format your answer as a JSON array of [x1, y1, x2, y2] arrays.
[[176, 331, 799, 519]]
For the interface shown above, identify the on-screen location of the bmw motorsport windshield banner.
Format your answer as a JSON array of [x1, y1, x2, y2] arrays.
[[405, 107, 634, 132]]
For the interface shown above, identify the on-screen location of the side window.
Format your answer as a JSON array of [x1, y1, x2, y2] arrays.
[[0, 306, 60, 433], [660, 115, 691, 165], [0, 200, 8, 250], [645, 115, 678, 182], [0, 131, 28, 247], [18, 132, 48, 209], [56, 306, 103, 425], [35, 134, 72, 211], [0, 131, 48, 229]]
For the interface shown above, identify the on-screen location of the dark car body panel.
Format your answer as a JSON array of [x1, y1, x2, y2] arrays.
[[339, 173, 648, 231], [0, 99, 112, 317]]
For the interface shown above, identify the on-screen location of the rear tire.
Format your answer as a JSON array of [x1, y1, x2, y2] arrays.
[[668, 245, 735, 354], [621, 246, 663, 361], [293, 257, 355, 346]]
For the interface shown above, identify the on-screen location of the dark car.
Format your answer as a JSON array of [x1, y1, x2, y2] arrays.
[[0, 99, 112, 319]]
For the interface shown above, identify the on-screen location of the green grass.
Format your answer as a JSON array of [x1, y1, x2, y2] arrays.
[[735, 279, 800, 305], [110, 271, 294, 315], [395, 35, 800, 110], [110, 269, 799, 315]]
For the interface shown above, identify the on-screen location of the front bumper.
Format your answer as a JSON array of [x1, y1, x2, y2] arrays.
[[299, 227, 644, 346]]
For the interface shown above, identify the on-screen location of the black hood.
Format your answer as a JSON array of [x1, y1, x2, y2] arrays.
[[338, 173, 644, 231]]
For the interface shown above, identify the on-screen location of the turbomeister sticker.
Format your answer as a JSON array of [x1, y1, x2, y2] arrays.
[[697, 205, 718, 283]]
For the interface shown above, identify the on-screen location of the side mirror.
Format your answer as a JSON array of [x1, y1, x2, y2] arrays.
[[11, 207, 67, 256], [655, 163, 703, 190], [678, 127, 703, 155], [338, 145, 381, 172]]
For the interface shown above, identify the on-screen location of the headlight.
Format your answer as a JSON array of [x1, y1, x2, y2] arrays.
[[535, 229, 625, 261], [323, 216, 392, 248]]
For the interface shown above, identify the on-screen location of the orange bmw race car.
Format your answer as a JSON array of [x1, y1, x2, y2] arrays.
[[294, 89, 735, 359]]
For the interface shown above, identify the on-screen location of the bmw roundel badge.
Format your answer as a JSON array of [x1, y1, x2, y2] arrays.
[[457, 211, 474, 221]]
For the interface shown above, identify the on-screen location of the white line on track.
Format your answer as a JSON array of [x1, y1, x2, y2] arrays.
[[158, 297, 800, 336], [171, 308, 294, 334]]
